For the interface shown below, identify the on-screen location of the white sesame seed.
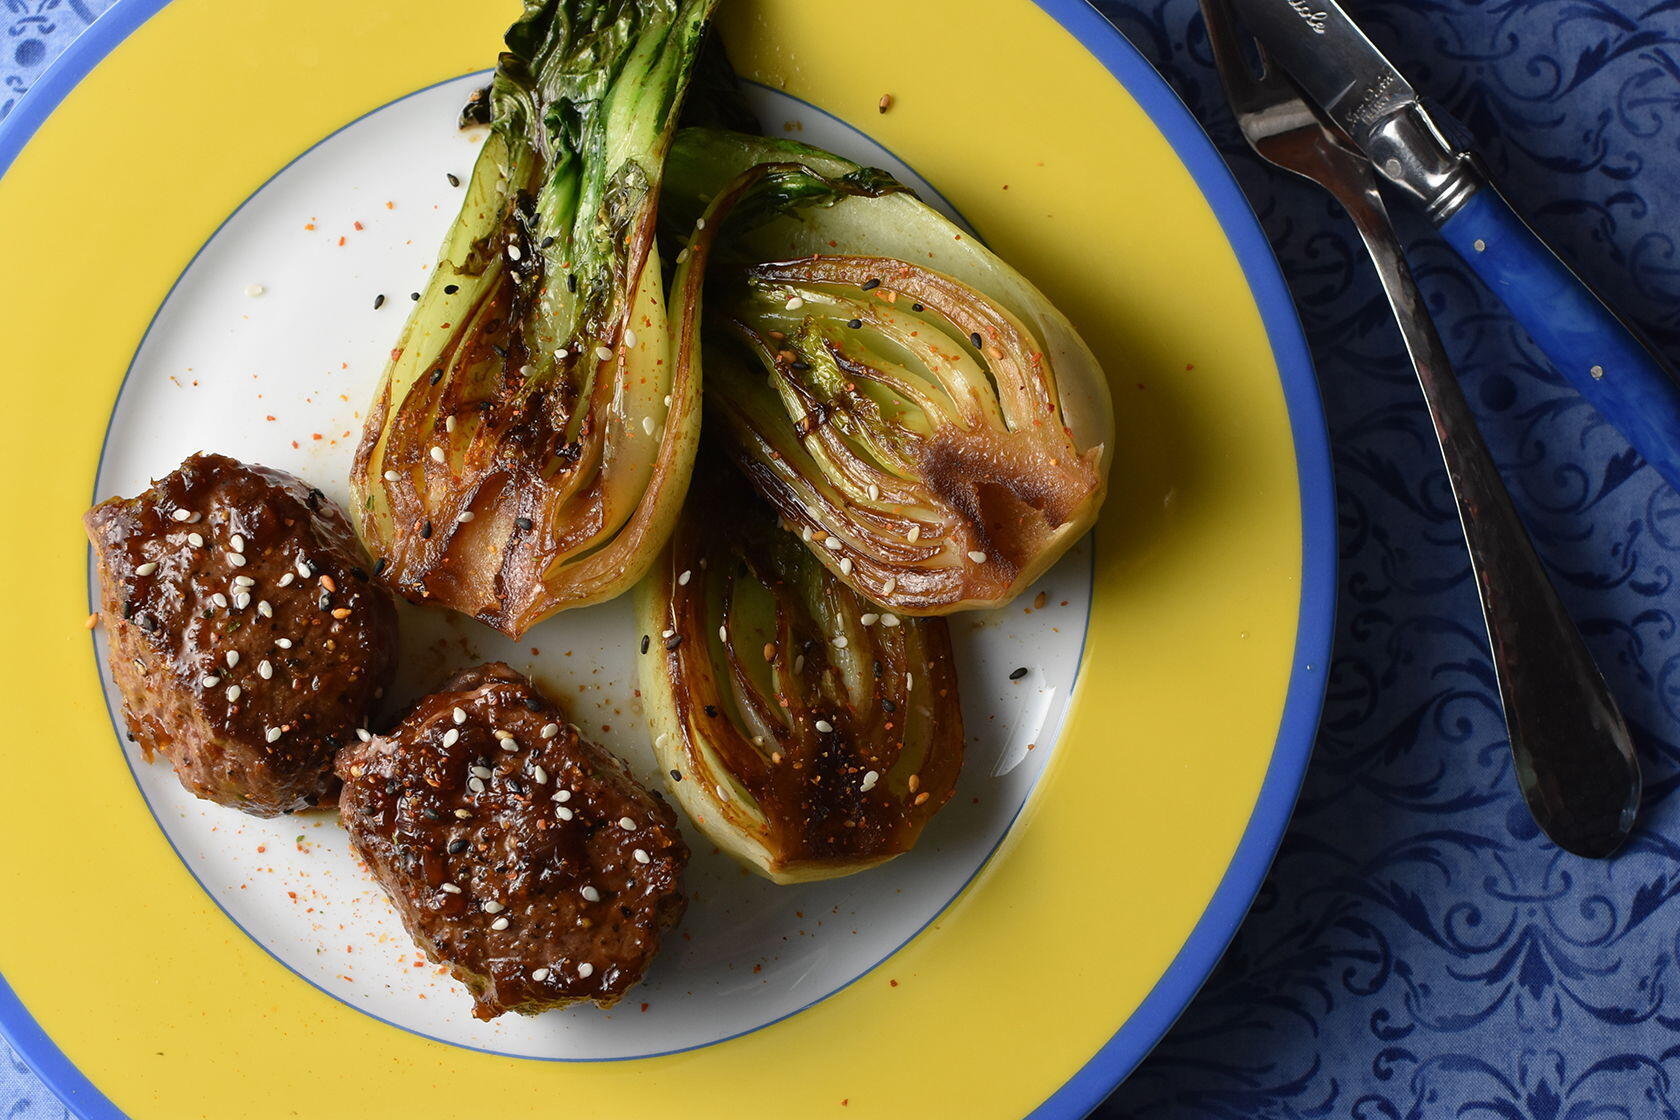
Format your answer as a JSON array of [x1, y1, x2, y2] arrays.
[[532, 765, 548, 784], [556, 806, 574, 820], [467, 776, 486, 794], [678, 569, 692, 586], [661, 629, 674, 639], [227, 552, 247, 567], [225, 685, 241, 702], [595, 346, 614, 362], [454, 808, 471, 819], [233, 575, 254, 587], [490, 916, 510, 931], [470, 765, 492, 780], [456, 510, 474, 523], [554, 789, 572, 803], [642, 416, 655, 435], [230, 534, 245, 554], [833, 635, 849, 649], [275, 637, 292, 649], [265, 727, 282, 743], [530, 966, 549, 981], [278, 572, 294, 587], [634, 848, 650, 864], [384, 470, 400, 482], [663, 394, 672, 407], [453, 707, 467, 725], [860, 769, 879, 792], [581, 885, 601, 902], [171, 508, 193, 522], [201, 675, 220, 688], [801, 527, 813, 542], [429, 446, 446, 463], [907, 526, 921, 542], [555, 347, 569, 361], [695, 216, 706, 230], [618, 817, 637, 831], [356, 727, 371, 742], [245, 283, 264, 297], [441, 881, 462, 894], [785, 297, 804, 311], [443, 729, 460, 748], [881, 613, 900, 627], [483, 900, 505, 914], [868, 483, 880, 501], [968, 550, 988, 563], [839, 558, 853, 576], [257, 600, 273, 618], [860, 613, 879, 626], [906, 672, 914, 692], [187, 533, 204, 548], [493, 728, 513, 741], [815, 719, 834, 733], [824, 536, 843, 551], [225, 651, 239, 668], [676, 248, 690, 264], [233, 592, 251, 610], [794, 654, 806, 674], [883, 576, 897, 595], [719, 624, 729, 643], [445, 415, 456, 433], [211, 592, 228, 609], [541, 723, 559, 739], [507, 243, 522, 261], [257, 659, 272, 680], [624, 328, 637, 348], [134, 561, 159, 577], [577, 963, 594, 978], [294, 558, 311, 578]]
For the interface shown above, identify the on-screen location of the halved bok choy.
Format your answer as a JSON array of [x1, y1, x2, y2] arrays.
[[662, 129, 1115, 615], [636, 461, 965, 883], [350, 0, 717, 637]]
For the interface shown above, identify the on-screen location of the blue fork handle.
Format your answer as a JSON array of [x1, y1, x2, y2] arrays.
[[1437, 185, 1680, 494]]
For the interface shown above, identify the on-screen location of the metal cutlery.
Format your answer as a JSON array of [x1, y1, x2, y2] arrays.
[[1199, 0, 1641, 856]]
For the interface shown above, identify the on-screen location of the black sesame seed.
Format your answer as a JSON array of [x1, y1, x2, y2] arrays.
[[411, 291, 421, 301], [664, 634, 684, 651], [540, 236, 555, 249], [872, 659, 883, 679], [421, 521, 433, 539], [790, 360, 809, 370], [861, 278, 881, 291], [447, 838, 468, 854], [430, 368, 443, 385], [669, 769, 682, 782], [373, 293, 386, 310], [970, 332, 983, 348], [911, 302, 925, 312], [446, 172, 461, 187], [640, 634, 650, 654], [444, 284, 459, 295], [1009, 666, 1028, 681], [374, 557, 388, 577], [515, 516, 534, 531], [350, 566, 369, 582], [422, 807, 442, 821], [492, 344, 508, 358], [507, 777, 526, 795], [522, 697, 543, 712], [138, 613, 160, 633], [566, 272, 577, 292], [881, 698, 896, 712], [318, 593, 332, 611], [307, 487, 323, 511], [704, 704, 719, 718], [122, 599, 137, 620], [847, 318, 863, 329]]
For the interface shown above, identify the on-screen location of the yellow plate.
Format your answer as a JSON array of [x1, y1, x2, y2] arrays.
[[0, 1, 1333, 1115]]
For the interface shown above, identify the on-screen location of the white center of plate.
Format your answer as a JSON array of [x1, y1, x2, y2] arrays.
[[89, 74, 1093, 1059]]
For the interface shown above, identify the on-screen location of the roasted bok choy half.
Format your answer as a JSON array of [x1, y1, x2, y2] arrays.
[[663, 130, 1115, 615], [636, 466, 964, 882], [350, 0, 717, 637]]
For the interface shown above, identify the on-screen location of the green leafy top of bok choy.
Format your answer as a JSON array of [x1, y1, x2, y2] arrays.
[[351, 0, 716, 637]]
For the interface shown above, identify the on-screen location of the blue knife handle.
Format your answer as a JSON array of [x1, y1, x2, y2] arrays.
[[1437, 186, 1680, 493]]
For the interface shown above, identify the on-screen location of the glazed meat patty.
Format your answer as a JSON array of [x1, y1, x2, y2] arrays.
[[85, 453, 398, 816], [336, 663, 688, 1019]]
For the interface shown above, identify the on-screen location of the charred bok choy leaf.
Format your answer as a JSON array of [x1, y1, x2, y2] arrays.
[[663, 130, 1114, 615], [636, 465, 964, 882], [351, 0, 717, 637]]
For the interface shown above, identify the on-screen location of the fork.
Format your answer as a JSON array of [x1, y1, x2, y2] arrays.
[[1197, 0, 1640, 857]]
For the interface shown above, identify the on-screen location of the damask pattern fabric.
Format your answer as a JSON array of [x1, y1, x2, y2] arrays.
[[3, 1, 1679, 1117]]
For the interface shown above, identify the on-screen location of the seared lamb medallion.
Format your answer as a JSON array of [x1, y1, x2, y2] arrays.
[[336, 663, 688, 1019], [85, 453, 398, 816]]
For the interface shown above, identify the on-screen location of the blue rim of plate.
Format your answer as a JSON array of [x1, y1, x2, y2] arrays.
[[0, 1, 1336, 1116]]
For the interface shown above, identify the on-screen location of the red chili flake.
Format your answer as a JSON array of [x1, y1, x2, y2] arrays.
[[889, 979, 898, 987], [385, 201, 395, 209], [265, 415, 276, 422], [337, 236, 346, 247], [353, 220, 364, 231]]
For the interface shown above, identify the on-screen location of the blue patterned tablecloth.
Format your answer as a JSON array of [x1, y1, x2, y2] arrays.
[[7, 1, 1680, 1116]]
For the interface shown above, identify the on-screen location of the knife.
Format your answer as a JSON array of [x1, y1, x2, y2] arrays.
[[1229, 0, 1680, 495]]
